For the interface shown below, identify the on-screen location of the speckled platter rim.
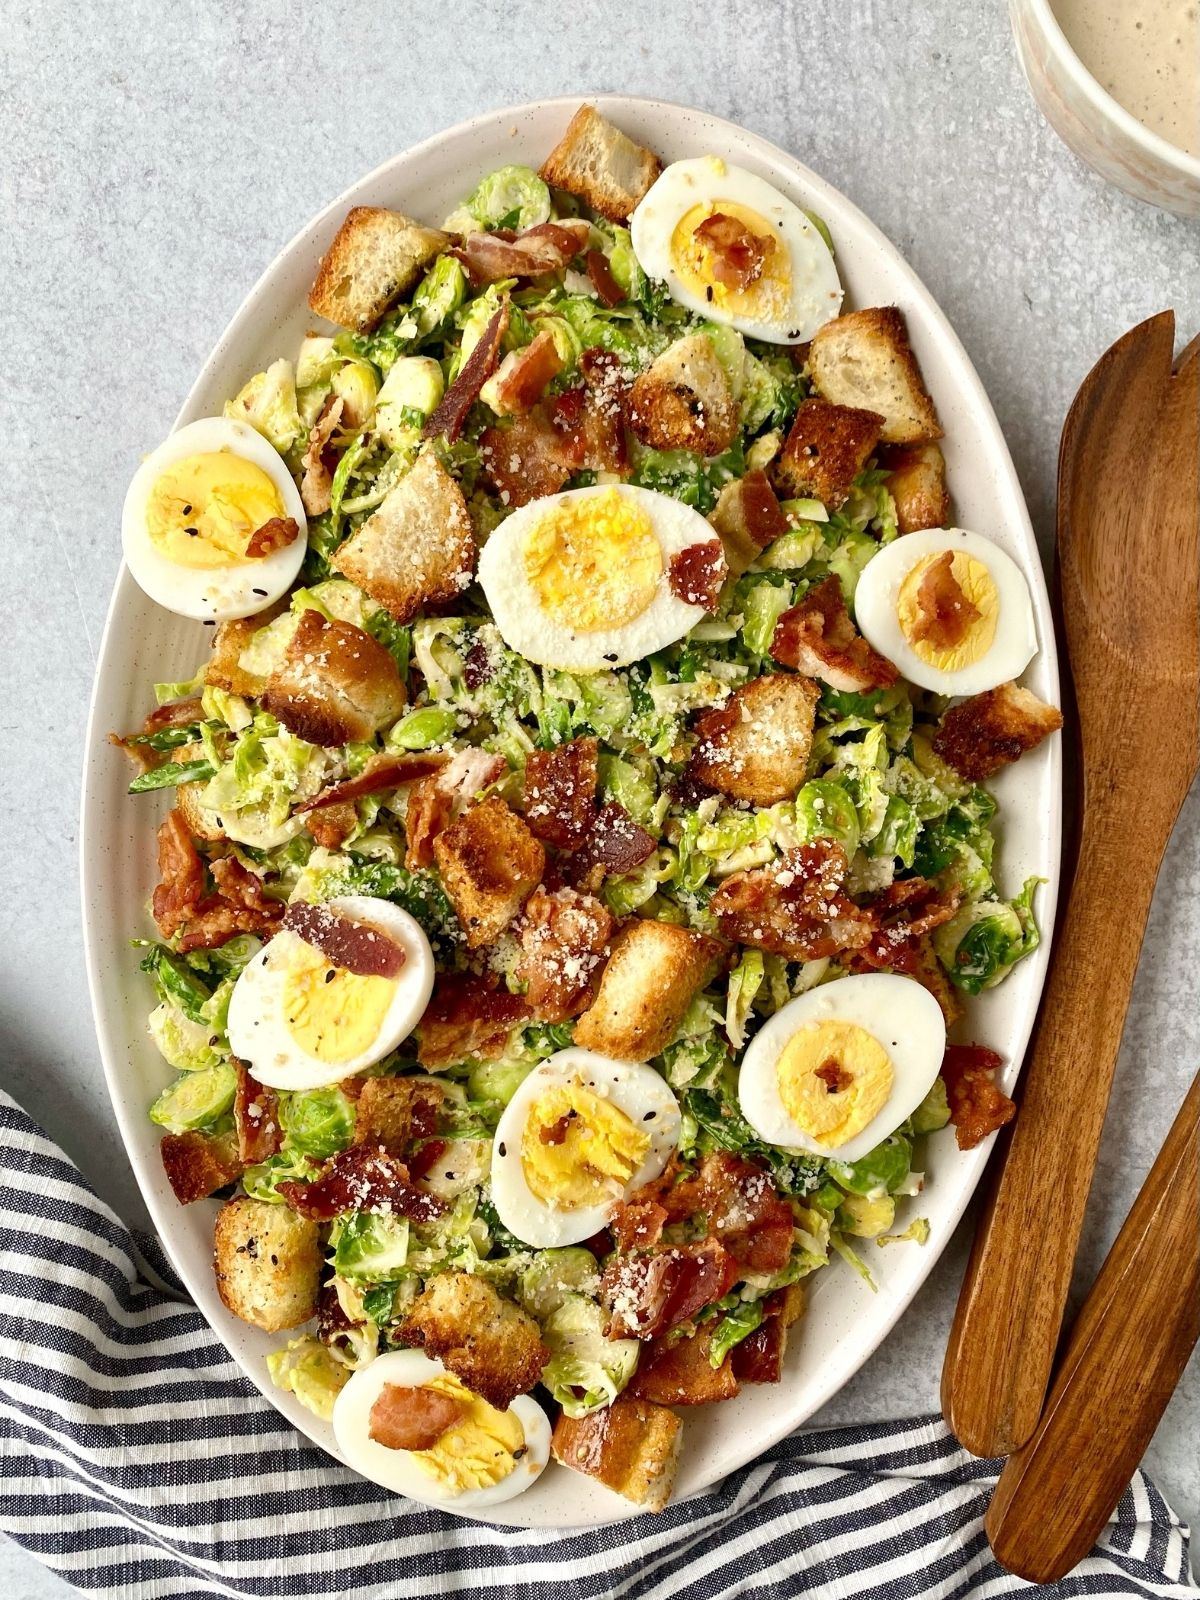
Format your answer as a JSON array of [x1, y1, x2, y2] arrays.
[[81, 93, 1062, 1530]]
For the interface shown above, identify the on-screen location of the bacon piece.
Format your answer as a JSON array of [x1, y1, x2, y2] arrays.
[[279, 1145, 445, 1222], [612, 1154, 793, 1274], [423, 302, 510, 443], [282, 901, 407, 978], [668, 540, 726, 610], [368, 1384, 466, 1452], [602, 1238, 739, 1340], [487, 329, 563, 417], [566, 801, 656, 892], [908, 550, 980, 648], [853, 877, 962, 976], [246, 517, 300, 559], [586, 248, 623, 306], [523, 736, 599, 850], [731, 1287, 803, 1385], [417, 972, 530, 1069], [480, 410, 573, 508], [692, 212, 770, 291], [144, 697, 206, 733], [709, 838, 872, 962], [160, 1129, 243, 1205], [151, 810, 206, 940], [172, 855, 282, 954], [457, 219, 589, 284], [463, 639, 494, 690], [517, 887, 613, 1022], [306, 800, 359, 851], [626, 1321, 740, 1406], [941, 1043, 1015, 1151], [298, 752, 447, 814], [771, 575, 899, 693], [568, 348, 631, 474], [408, 1136, 450, 1179], [708, 469, 788, 579], [404, 748, 507, 870], [301, 395, 344, 517], [234, 1061, 281, 1165]]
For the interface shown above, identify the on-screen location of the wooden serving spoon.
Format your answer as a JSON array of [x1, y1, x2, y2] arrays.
[[985, 1070, 1200, 1582], [941, 313, 1200, 1458]]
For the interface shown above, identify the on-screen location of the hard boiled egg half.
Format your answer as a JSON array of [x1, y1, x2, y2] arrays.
[[491, 1048, 681, 1247], [738, 974, 946, 1162], [227, 896, 435, 1091], [477, 484, 725, 671], [333, 1350, 550, 1509], [122, 416, 307, 622], [854, 527, 1037, 696], [631, 157, 843, 344]]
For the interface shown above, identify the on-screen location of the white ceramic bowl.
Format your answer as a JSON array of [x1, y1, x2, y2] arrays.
[[1010, 0, 1200, 218], [81, 94, 1062, 1528]]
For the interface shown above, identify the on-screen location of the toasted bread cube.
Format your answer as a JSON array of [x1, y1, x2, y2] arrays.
[[552, 1395, 682, 1512], [808, 307, 942, 445], [539, 104, 662, 223], [160, 1129, 243, 1205], [574, 918, 725, 1062], [308, 207, 448, 333], [262, 609, 406, 747], [933, 681, 1063, 782], [399, 1271, 547, 1410], [332, 450, 475, 624], [433, 795, 545, 947], [880, 442, 950, 534], [912, 934, 963, 1028], [212, 1196, 322, 1332], [628, 333, 738, 457], [773, 397, 883, 509], [708, 470, 789, 578], [176, 758, 226, 843], [205, 599, 288, 697], [352, 1075, 445, 1156], [688, 672, 820, 806]]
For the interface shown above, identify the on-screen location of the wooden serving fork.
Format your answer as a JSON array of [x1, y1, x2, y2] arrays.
[[941, 313, 1200, 1458]]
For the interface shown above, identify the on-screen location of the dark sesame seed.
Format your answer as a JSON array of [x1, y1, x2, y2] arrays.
[[182, 504, 193, 515], [184, 526, 198, 536]]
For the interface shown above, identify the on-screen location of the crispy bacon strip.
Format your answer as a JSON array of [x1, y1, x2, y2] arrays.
[[692, 212, 770, 290], [416, 973, 530, 1069], [305, 800, 358, 851], [610, 1154, 793, 1274], [586, 248, 624, 306], [301, 395, 344, 516], [487, 328, 563, 417], [523, 736, 599, 850], [668, 540, 726, 610], [369, 1384, 466, 1451], [279, 1145, 445, 1222], [404, 748, 507, 870], [246, 517, 300, 559], [626, 1321, 740, 1406], [173, 855, 282, 954], [457, 220, 589, 284], [941, 1044, 1015, 1150], [517, 887, 613, 1022], [771, 575, 899, 693], [151, 810, 206, 939], [601, 1238, 739, 1341], [282, 901, 407, 978], [423, 302, 510, 443], [853, 877, 962, 976], [709, 838, 872, 962], [908, 550, 980, 648], [298, 753, 445, 814], [234, 1061, 281, 1165], [480, 411, 573, 508], [566, 801, 656, 892]]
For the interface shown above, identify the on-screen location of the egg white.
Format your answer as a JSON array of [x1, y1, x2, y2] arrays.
[[491, 1048, 682, 1248], [332, 1350, 551, 1508], [228, 896, 435, 1091], [477, 484, 719, 671], [122, 416, 307, 622], [854, 527, 1038, 697], [630, 157, 843, 344], [738, 974, 946, 1163]]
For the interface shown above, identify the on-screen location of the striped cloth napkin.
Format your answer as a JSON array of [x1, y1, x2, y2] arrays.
[[0, 1090, 1194, 1600]]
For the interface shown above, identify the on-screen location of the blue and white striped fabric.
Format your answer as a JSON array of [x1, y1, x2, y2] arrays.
[[0, 1090, 1195, 1600]]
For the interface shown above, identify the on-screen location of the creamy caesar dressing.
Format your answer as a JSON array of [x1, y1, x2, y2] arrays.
[[1051, 0, 1200, 157]]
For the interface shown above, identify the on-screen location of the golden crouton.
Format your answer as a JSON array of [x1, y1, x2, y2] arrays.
[[205, 599, 288, 697], [399, 1271, 547, 1410], [933, 681, 1063, 783], [552, 1395, 682, 1512], [352, 1075, 445, 1156], [708, 469, 788, 578], [628, 333, 738, 457], [212, 1196, 323, 1333], [912, 934, 963, 1028], [688, 672, 820, 806], [262, 609, 406, 747], [808, 307, 942, 445], [176, 755, 226, 843], [332, 450, 476, 624], [160, 1130, 243, 1205], [433, 795, 546, 948], [539, 104, 662, 223], [574, 918, 725, 1063], [308, 207, 448, 333], [773, 397, 883, 509], [879, 441, 951, 534]]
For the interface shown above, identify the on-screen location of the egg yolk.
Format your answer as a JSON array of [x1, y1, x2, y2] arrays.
[[281, 943, 395, 1064], [776, 1020, 895, 1149], [670, 200, 791, 323], [520, 1080, 650, 1208], [897, 550, 999, 672], [407, 1373, 525, 1494], [522, 489, 662, 632], [145, 451, 285, 569]]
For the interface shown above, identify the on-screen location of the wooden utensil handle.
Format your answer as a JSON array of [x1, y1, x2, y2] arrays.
[[985, 1072, 1200, 1583], [941, 785, 1192, 1458]]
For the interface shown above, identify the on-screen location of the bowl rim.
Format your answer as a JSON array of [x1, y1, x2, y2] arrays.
[[1018, 0, 1200, 180]]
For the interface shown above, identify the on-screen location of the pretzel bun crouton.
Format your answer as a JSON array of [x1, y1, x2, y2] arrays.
[[688, 672, 820, 806], [213, 1196, 322, 1333], [433, 795, 546, 948], [540, 104, 662, 223], [808, 307, 942, 445], [309, 207, 448, 332], [574, 918, 725, 1063], [262, 609, 407, 746], [399, 1271, 548, 1411], [552, 1395, 682, 1512]]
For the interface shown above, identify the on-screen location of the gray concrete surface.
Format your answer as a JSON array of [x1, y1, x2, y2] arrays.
[[1, 1, 1196, 1592]]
